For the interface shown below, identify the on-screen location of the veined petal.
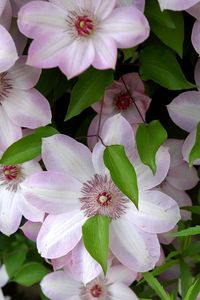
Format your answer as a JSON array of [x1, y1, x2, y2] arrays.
[[131, 190, 181, 233], [0, 25, 18, 72], [2, 88, 52, 129], [101, 7, 149, 48], [21, 221, 41, 241], [192, 20, 200, 54], [27, 31, 72, 69], [59, 38, 95, 79], [164, 139, 184, 167], [0, 188, 22, 236], [110, 216, 160, 272], [87, 114, 108, 150], [117, 0, 145, 12], [17, 194, 45, 223], [8, 56, 41, 90], [41, 270, 81, 300], [20, 171, 82, 214], [18, 1, 67, 39], [0, 105, 22, 152], [182, 130, 200, 165], [108, 282, 138, 300], [42, 134, 95, 183], [106, 264, 138, 286], [92, 0, 116, 20], [167, 91, 200, 132], [158, 0, 200, 11], [37, 211, 86, 258]]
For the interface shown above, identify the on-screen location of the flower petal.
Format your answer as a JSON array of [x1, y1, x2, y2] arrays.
[[41, 270, 81, 300], [0, 265, 9, 288], [192, 20, 200, 54], [106, 264, 138, 286], [158, 0, 200, 11], [182, 130, 200, 165], [110, 216, 160, 272], [167, 91, 200, 132], [2, 88, 52, 128], [37, 211, 86, 258], [42, 134, 95, 182], [117, 0, 145, 12], [101, 7, 149, 48], [0, 25, 18, 72], [21, 221, 41, 241], [20, 171, 82, 214], [108, 282, 138, 300], [18, 1, 67, 39], [164, 139, 184, 167]]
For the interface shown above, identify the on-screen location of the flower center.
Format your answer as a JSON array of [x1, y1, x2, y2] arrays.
[[90, 285, 102, 298], [75, 16, 94, 36], [80, 174, 128, 219], [3, 165, 19, 181], [0, 72, 12, 101], [115, 93, 131, 110]]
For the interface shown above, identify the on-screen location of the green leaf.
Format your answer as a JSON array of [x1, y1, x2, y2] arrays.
[[103, 145, 138, 208], [136, 120, 167, 174], [14, 262, 49, 287], [189, 122, 200, 166], [4, 243, 28, 278], [146, 0, 184, 56], [142, 272, 171, 300], [181, 206, 200, 215], [82, 215, 110, 274], [66, 68, 113, 120], [184, 276, 200, 300], [183, 241, 200, 257], [145, 0, 176, 29], [0, 126, 58, 165], [139, 45, 195, 90], [180, 259, 193, 298], [171, 226, 200, 237]]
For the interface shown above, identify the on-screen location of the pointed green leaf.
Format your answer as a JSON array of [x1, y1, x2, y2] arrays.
[[14, 262, 49, 287], [180, 259, 193, 298], [184, 276, 200, 300], [66, 68, 113, 120], [136, 120, 167, 174], [142, 272, 171, 300], [189, 122, 200, 166], [82, 215, 110, 274], [140, 45, 195, 90], [103, 145, 138, 208], [181, 206, 200, 215], [171, 226, 200, 237], [0, 126, 58, 165]]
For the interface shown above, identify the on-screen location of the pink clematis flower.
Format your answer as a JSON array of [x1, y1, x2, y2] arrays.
[[159, 139, 198, 221], [18, 0, 150, 79], [0, 56, 51, 133], [21, 114, 180, 272], [157, 0, 200, 11], [41, 263, 139, 300], [167, 59, 200, 164], [88, 72, 151, 149], [116, 0, 145, 12], [11, 0, 46, 17]]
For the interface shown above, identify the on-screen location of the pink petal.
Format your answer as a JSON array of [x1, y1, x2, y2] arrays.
[[158, 226, 177, 245], [20, 171, 82, 214], [110, 216, 160, 272], [192, 20, 200, 54], [167, 91, 200, 132], [17, 194, 45, 222], [52, 253, 72, 271], [59, 38, 95, 79], [87, 114, 108, 150], [37, 211, 86, 258], [92, 34, 117, 70], [9, 19, 27, 55], [108, 282, 138, 300], [2, 88, 52, 129], [135, 146, 170, 191], [0, 265, 9, 288], [18, 1, 67, 39], [0, 25, 18, 72], [92, 0, 116, 20], [42, 134, 95, 183], [41, 271, 81, 300], [182, 130, 200, 165], [117, 0, 145, 12], [0, 0, 12, 29], [21, 221, 41, 241], [0, 188, 22, 235], [106, 264, 138, 286], [167, 162, 199, 190], [101, 7, 149, 48], [164, 139, 184, 167], [130, 190, 181, 233], [8, 56, 41, 90], [0, 105, 22, 152], [195, 58, 200, 90], [158, 0, 200, 11], [187, 3, 200, 21]]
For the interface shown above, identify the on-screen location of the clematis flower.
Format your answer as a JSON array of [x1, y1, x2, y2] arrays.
[[18, 0, 150, 79], [41, 263, 139, 300], [88, 72, 151, 149], [157, 0, 200, 11], [167, 59, 200, 164], [11, 0, 46, 17], [116, 0, 145, 12], [0, 56, 51, 133], [159, 139, 198, 220], [21, 114, 180, 272]]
